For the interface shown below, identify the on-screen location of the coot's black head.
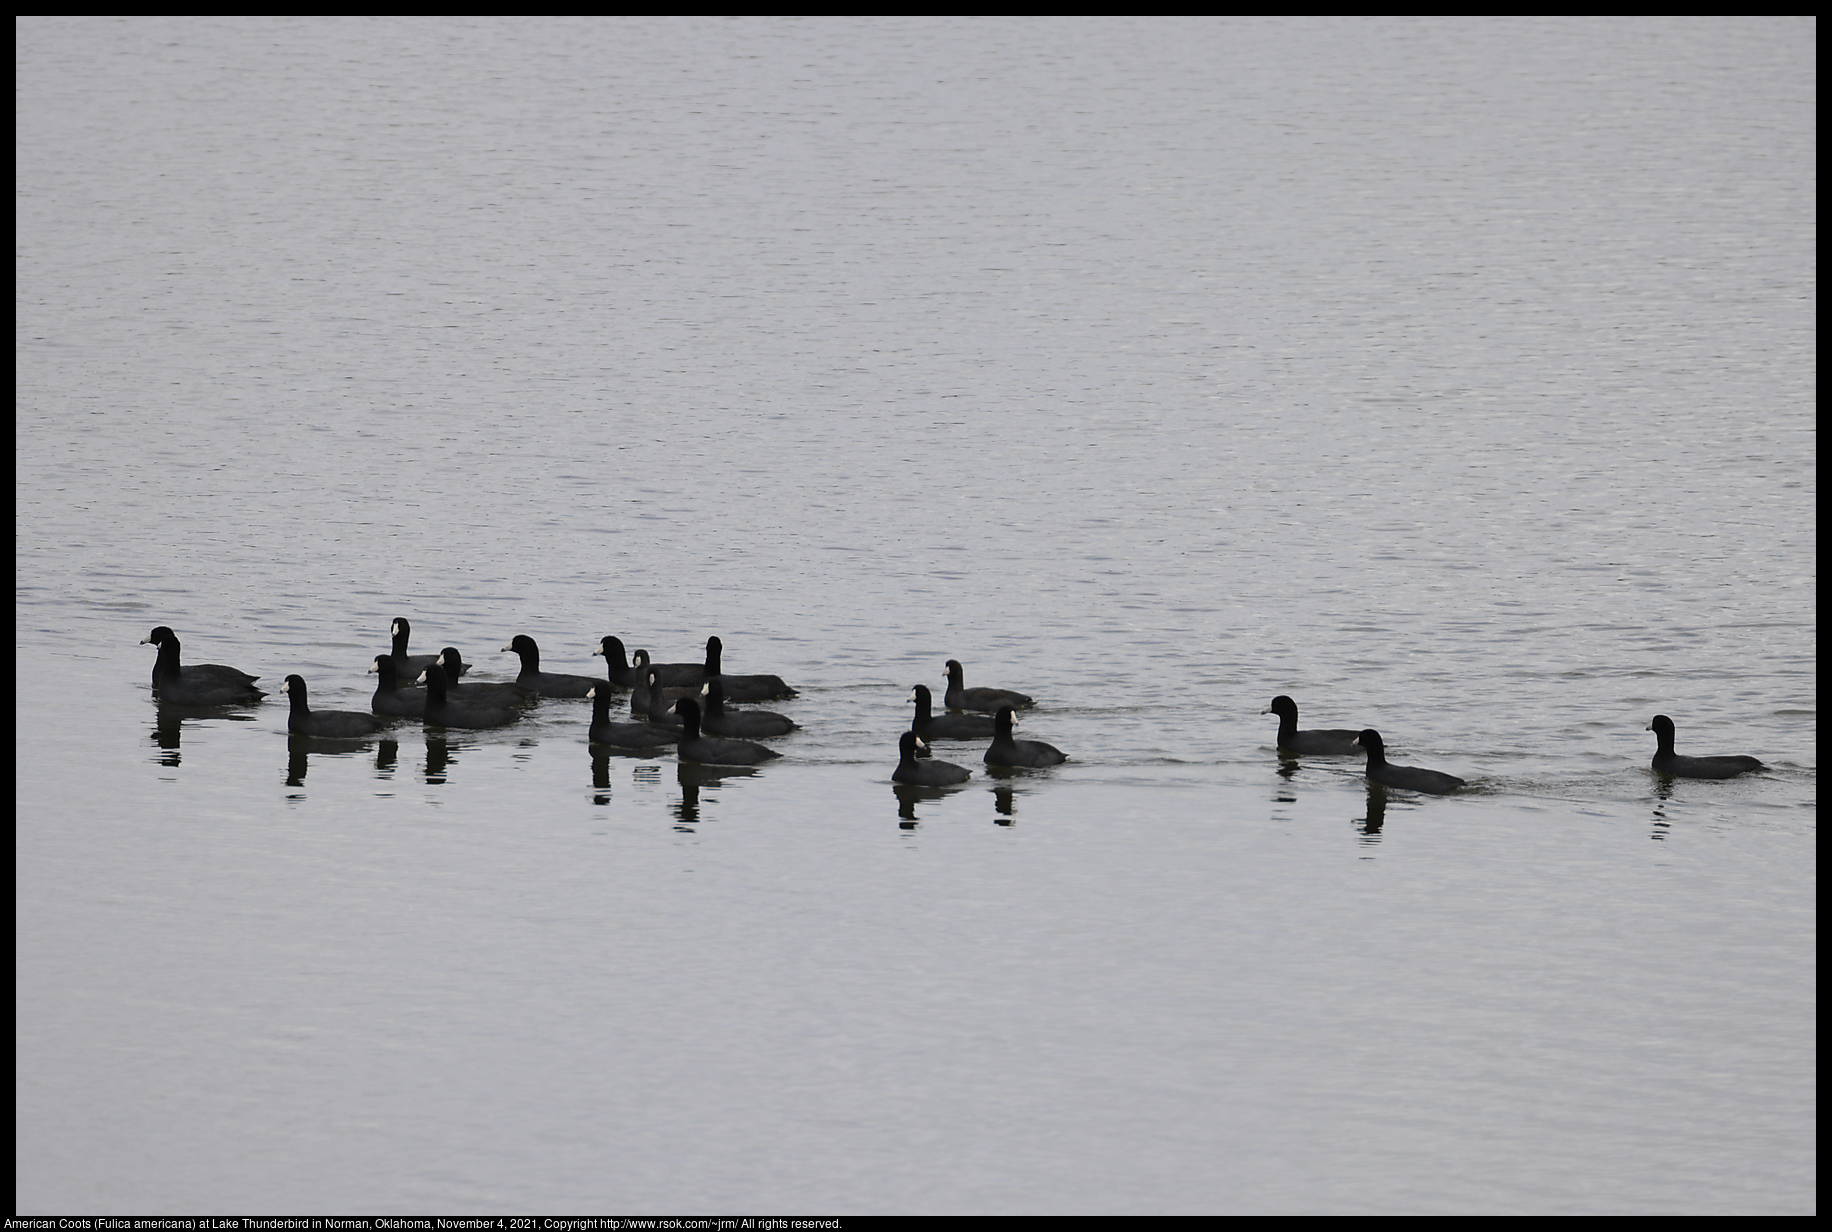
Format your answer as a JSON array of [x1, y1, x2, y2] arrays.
[[1354, 729, 1386, 758], [1263, 695, 1297, 717], [141, 626, 176, 647], [1647, 715, 1675, 737]]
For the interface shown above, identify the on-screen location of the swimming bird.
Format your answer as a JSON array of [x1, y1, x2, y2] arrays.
[[614, 640, 703, 688], [908, 684, 995, 740], [591, 636, 647, 689], [633, 664, 697, 726], [281, 674, 384, 738], [586, 684, 675, 750], [699, 677, 797, 738], [944, 659, 1033, 713], [703, 635, 797, 702], [434, 648, 538, 707], [418, 662, 524, 730], [984, 705, 1067, 768], [140, 626, 265, 705], [672, 697, 781, 766], [1262, 695, 1363, 756], [894, 730, 971, 786], [1647, 714, 1765, 779], [500, 635, 604, 698], [367, 654, 426, 718], [382, 617, 463, 682], [1355, 729, 1465, 795]]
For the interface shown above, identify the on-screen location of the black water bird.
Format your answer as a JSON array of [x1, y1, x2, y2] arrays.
[[282, 674, 383, 738], [434, 648, 538, 707], [367, 654, 426, 718], [1647, 714, 1765, 779], [894, 730, 971, 786], [500, 635, 603, 698], [908, 684, 996, 741], [383, 617, 462, 682], [1262, 695, 1363, 756], [699, 677, 797, 739], [586, 684, 675, 750], [419, 662, 524, 730], [984, 705, 1067, 768], [141, 626, 265, 705], [944, 659, 1033, 713], [1355, 729, 1465, 795], [672, 697, 781, 766], [703, 635, 797, 702]]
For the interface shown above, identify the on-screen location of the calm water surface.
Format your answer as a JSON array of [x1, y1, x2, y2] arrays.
[[16, 16, 1814, 1215]]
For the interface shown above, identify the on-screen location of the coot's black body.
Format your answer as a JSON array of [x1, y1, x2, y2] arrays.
[[672, 697, 781, 766], [368, 654, 426, 718], [1355, 729, 1465, 795], [894, 731, 971, 786], [699, 677, 797, 738], [944, 659, 1033, 713], [1647, 714, 1765, 779], [419, 663, 524, 730], [1262, 695, 1363, 756], [282, 674, 384, 738], [984, 705, 1066, 768], [434, 648, 538, 707], [141, 626, 265, 705], [703, 636, 797, 702], [500, 635, 603, 699], [909, 684, 995, 740], [383, 617, 463, 682], [586, 684, 675, 750]]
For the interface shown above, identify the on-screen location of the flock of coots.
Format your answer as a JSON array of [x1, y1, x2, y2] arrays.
[[142, 623, 1770, 788]]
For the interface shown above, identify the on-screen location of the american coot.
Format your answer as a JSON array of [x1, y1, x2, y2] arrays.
[[633, 663, 697, 726], [1647, 715, 1765, 779], [944, 659, 1033, 713], [383, 617, 464, 681], [367, 654, 426, 718], [908, 684, 995, 740], [704, 636, 797, 702], [673, 698, 781, 766], [700, 677, 797, 738], [985, 706, 1067, 768], [500, 635, 604, 699], [434, 648, 539, 707], [281, 675, 384, 738], [141, 626, 266, 705], [611, 639, 703, 688], [1355, 729, 1466, 795], [586, 684, 675, 750], [593, 636, 655, 689], [894, 730, 971, 786], [418, 663, 524, 730], [1262, 695, 1363, 756]]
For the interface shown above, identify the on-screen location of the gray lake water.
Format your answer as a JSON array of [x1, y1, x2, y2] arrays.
[[15, 15, 1815, 1216]]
